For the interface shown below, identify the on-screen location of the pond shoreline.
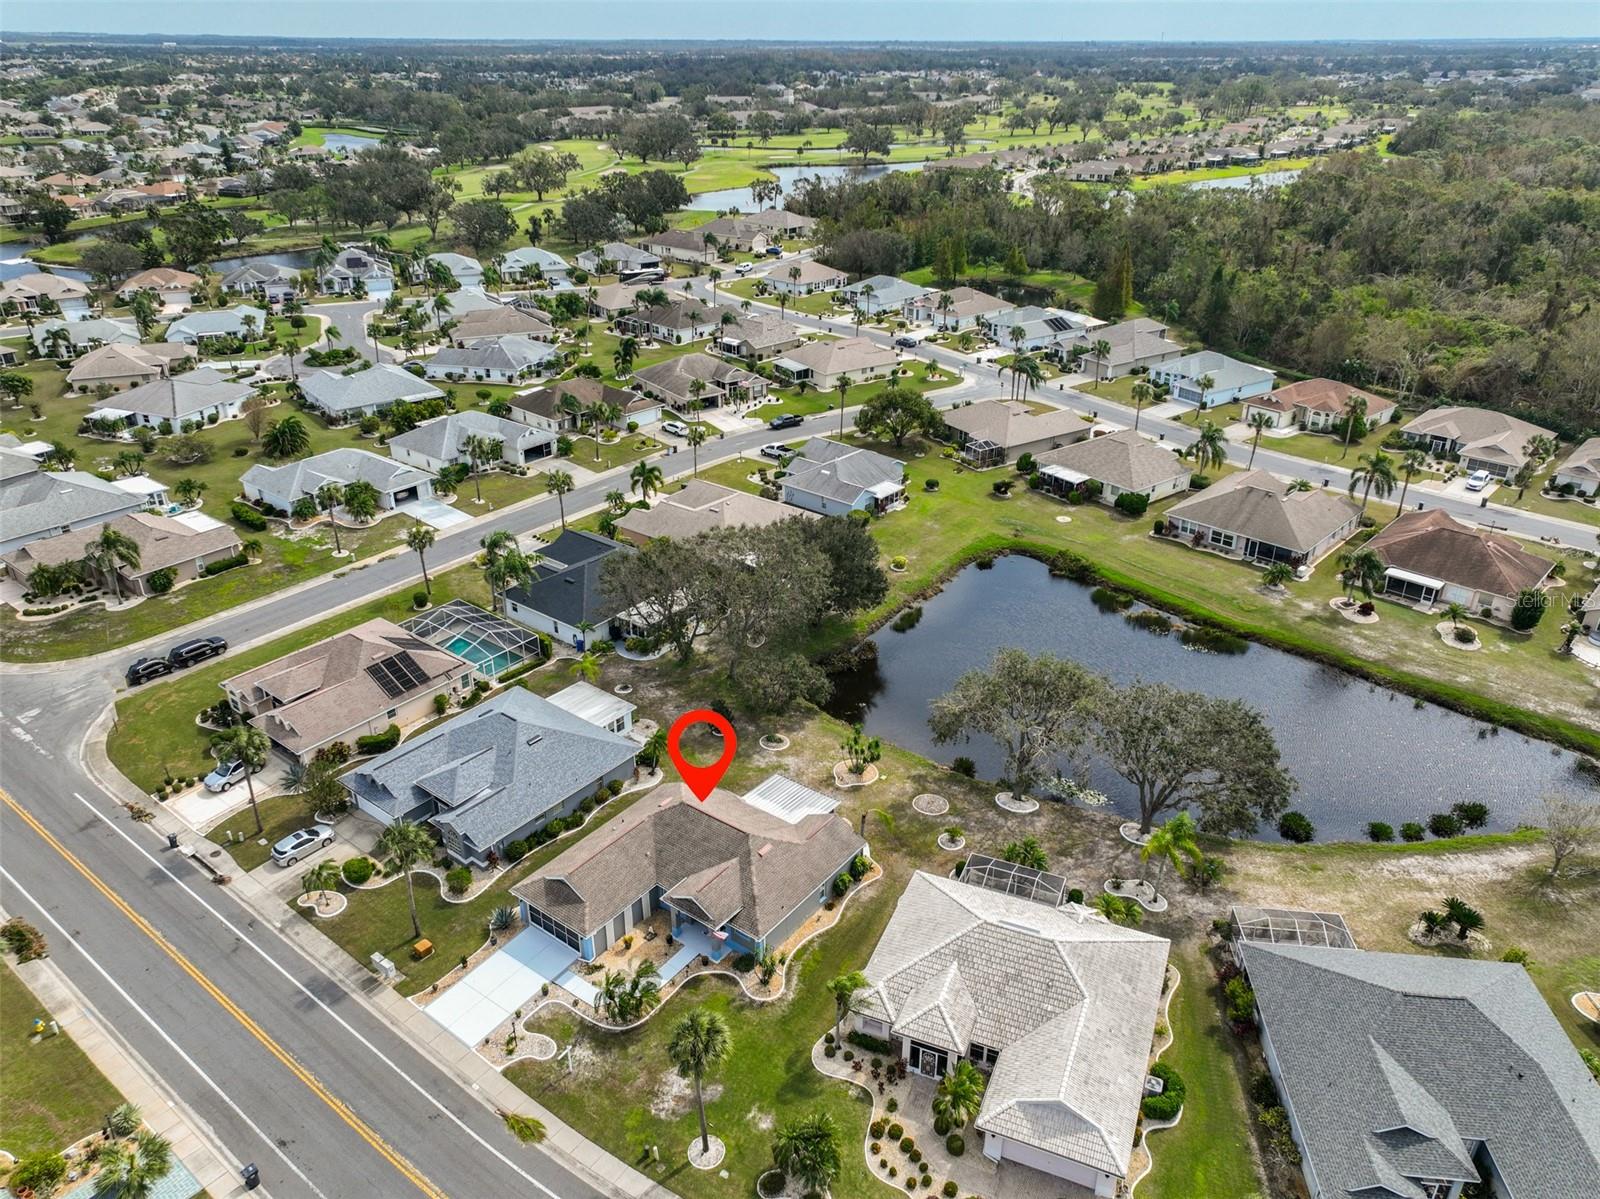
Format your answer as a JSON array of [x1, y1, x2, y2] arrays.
[[843, 536, 1600, 760]]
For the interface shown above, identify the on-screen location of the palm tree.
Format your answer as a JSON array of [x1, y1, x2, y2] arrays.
[[407, 523, 435, 595], [1140, 811, 1202, 897], [1012, 354, 1044, 403], [323, 322, 343, 355], [343, 480, 380, 523], [1262, 561, 1294, 591], [685, 425, 708, 476], [1336, 547, 1386, 604], [667, 1008, 731, 1156], [1186, 420, 1227, 473], [1002, 836, 1048, 870], [1089, 337, 1112, 389], [1397, 448, 1427, 509], [1246, 411, 1272, 468], [1130, 379, 1153, 432], [1192, 373, 1217, 407], [932, 1059, 987, 1129], [211, 725, 270, 834], [771, 1112, 841, 1197], [101, 1130, 173, 1199], [1338, 393, 1368, 458], [302, 859, 341, 910], [1348, 450, 1397, 511], [835, 376, 851, 438], [1444, 601, 1467, 628], [568, 651, 601, 683], [936, 291, 955, 330], [264, 414, 311, 458], [462, 434, 492, 503], [1443, 895, 1485, 941], [430, 291, 453, 332], [605, 489, 627, 514], [630, 460, 664, 501], [315, 482, 346, 554], [546, 469, 575, 528], [174, 477, 206, 507], [826, 970, 867, 1046], [484, 547, 540, 614], [1092, 892, 1143, 927], [82, 524, 141, 602], [612, 336, 638, 377], [377, 819, 436, 939]]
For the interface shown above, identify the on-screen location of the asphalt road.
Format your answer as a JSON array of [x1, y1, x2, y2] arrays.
[[0, 669, 605, 1199]]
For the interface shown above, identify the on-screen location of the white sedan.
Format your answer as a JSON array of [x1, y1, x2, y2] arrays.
[[1464, 469, 1493, 492]]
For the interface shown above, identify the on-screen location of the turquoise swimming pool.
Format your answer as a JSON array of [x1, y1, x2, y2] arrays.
[[444, 635, 520, 676]]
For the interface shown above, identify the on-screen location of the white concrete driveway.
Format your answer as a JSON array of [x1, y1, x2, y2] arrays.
[[425, 924, 578, 1046], [400, 497, 473, 530]]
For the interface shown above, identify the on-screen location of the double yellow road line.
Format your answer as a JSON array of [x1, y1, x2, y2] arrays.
[[1, 789, 449, 1199]]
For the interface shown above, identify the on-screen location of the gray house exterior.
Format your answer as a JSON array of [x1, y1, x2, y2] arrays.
[[343, 688, 637, 867]]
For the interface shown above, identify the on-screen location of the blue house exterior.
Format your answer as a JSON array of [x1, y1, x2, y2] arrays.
[[1150, 350, 1275, 410]]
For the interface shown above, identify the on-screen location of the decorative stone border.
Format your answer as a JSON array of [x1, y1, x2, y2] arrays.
[[296, 891, 348, 918], [687, 1134, 726, 1170], [759, 734, 790, 752], [995, 791, 1038, 814], [612, 683, 634, 695], [1434, 621, 1481, 651], [524, 1032, 558, 1060], [1572, 991, 1600, 1023], [1407, 921, 1492, 955], [912, 793, 949, 816], [1054, 514, 1072, 523], [1329, 597, 1380, 625], [1127, 966, 1184, 1196], [1120, 821, 1153, 847], [937, 833, 966, 852], [1105, 878, 1168, 913], [832, 761, 879, 788]]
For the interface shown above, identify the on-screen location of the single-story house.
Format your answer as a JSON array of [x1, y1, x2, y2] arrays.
[[117, 267, 201, 306], [389, 409, 554, 472], [164, 304, 269, 345], [696, 216, 773, 254], [740, 209, 817, 240], [1241, 941, 1600, 1199], [980, 304, 1095, 353], [840, 274, 926, 316], [854, 869, 1169, 1198], [588, 281, 651, 318], [66, 342, 196, 391], [906, 286, 1010, 331], [943, 399, 1092, 468], [771, 336, 897, 391], [510, 376, 662, 432], [32, 317, 139, 358], [0, 272, 92, 319], [639, 228, 718, 266], [780, 437, 907, 516], [498, 246, 570, 285], [505, 530, 633, 648], [631, 353, 767, 410], [413, 251, 483, 289], [768, 259, 848, 297], [1365, 509, 1554, 619], [4, 510, 241, 597], [512, 781, 863, 960], [320, 244, 394, 297], [87, 367, 253, 430], [613, 479, 805, 546], [451, 304, 555, 345], [1033, 428, 1191, 505], [1399, 407, 1556, 480], [1164, 469, 1361, 567], [343, 687, 638, 867], [1150, 351, 1275, 410], [1241, 379, 1397, 433], [298, 364, 445, 421], [420, 335, 560, 384], [1052, 318, 1185, 380], [616, 300, 724, 345], [221, 618, 473, 763], [0, 446, 151, 555], [240, 448, 434, 515], [220, 261, 300, 305], [575, 242, 662, 281], [715, 312, 805, 362], [1553, 436, 1600, 496]]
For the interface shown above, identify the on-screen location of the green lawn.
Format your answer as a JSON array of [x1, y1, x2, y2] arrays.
[[720, 277, 842, 317], [106, 563, 491, 793], [208, 791, 314, 872], [748, 366, 960, 423], [0, 959, 125, 1158], [564, 433, 666, 473]]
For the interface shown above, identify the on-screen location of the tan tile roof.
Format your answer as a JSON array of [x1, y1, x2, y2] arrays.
[[1034, 428, 1191, 492], [4, 510, 239, 576], [943, 398, 1088, 450], [613, 479, 806, 542], [778, 336, 895, 376], [1367, 509, 1553, 600], [1168, 469, 1361, 554]]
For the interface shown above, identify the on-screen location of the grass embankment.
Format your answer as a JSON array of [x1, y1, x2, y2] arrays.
[[0, 959, 125, 1158]]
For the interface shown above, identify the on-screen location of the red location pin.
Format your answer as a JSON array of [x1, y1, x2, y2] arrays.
[[665, 709, 737, 801]]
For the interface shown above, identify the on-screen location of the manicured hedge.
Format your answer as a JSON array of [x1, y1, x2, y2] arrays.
[[355, 723, 400, 754], [230, 501, 269, 531], [201, 553, 249, 577]]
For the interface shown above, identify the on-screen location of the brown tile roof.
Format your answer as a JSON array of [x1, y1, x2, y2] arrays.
[[512, 784, 863, 942], [4, 510, 239, 577], [613, 479, 806, 543], [1366, 510, 1554, 600], [1168, 469, 1361, 554], [1252, 378, 1395, 419], [1034, 428, 1191, 492], [509, 376, 637, 420]]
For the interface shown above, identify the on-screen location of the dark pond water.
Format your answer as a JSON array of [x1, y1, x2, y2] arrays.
[[210, 249, 316, 274], [692, 161, 926, 212], [824, 555, 1590, 842], [1, 256, 91, 282]]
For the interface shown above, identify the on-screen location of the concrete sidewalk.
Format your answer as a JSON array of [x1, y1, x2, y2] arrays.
[[6, 946, 251, 1199]]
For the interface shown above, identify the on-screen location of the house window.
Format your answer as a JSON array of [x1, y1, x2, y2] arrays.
[[1208, 529, 1236, 550], [387, 708, 397, 719]]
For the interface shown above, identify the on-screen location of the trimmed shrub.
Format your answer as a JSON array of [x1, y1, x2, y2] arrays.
[[504, 839, 529, 863], [201, 553, 249, 577], [951, 756, 976, 777], [887, 1122, 904, 1141], [900, 1136, 915, 1153], [445, 866, 473, 895], [1400, 821, 1426, 842], [1141, 1061, 1187, 1120], [356, 724, 401, 754], [1366, 822, 1395, 843], [10, 1151, 67, 1195], [1067, 887, 1084, 904], [1451, 801, 1490, 829], [230, 501, 269, 531], [945, 1133, 965, 1157], [341, 857, 375, 886], [849, 1029, 896, 1056], [1427, 811, 1464, 839], [871, 1119, 887, 1139], [943, 1182, 959, 1197], [1114, 490, 1149, 517], [146, 566, 178, 594]]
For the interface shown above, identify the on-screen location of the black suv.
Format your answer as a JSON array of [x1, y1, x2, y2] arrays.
[[125, 657, 174, 687], [768, 413, 803, 430], [167, 636, 228, 669]]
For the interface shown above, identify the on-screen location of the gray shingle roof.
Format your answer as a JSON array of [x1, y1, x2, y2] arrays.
[[164, 304, 267, 341], [344, 688, 637, 851], [389, 409, 552, 463], [507, 530, 630, 628], [110, 367, 252, 421], [1034, 428, 1190, 492], [1167, 469, 1361, 554], [1156, 350, 1275, 392], [240, 447, 432, 501], [1241, 942, 1600, 1199], [942, 399, 1088, 451], [782, 437, 904, 506], [860, 871, 1169, 1179], [0, 459, 147, 547], [299, 364, 444, 415], [424, 334, 558, 376]]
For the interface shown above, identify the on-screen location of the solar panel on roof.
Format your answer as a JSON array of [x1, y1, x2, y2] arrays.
[[1043, 316, 1076, 332], [365, 660, 406, 699], [388, 651, 431, 690]]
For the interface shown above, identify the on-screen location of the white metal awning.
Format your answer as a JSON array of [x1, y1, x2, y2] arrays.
[[87, 406, 133, 419], [1040, 464, 1091, 485], [772, 357, 810, 374], [866, 480, 903, 498], [1384, 566, 1444, 590]]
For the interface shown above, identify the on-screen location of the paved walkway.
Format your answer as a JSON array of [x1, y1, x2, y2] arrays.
[[6, 950, 250, 1199], [426, 924, 578, 1047]]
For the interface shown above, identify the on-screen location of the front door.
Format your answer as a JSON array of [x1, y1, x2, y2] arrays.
[[909, 1040, 948, 1078]]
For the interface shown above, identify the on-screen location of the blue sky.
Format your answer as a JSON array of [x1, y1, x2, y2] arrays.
[[2, 2, 1597, 42]]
